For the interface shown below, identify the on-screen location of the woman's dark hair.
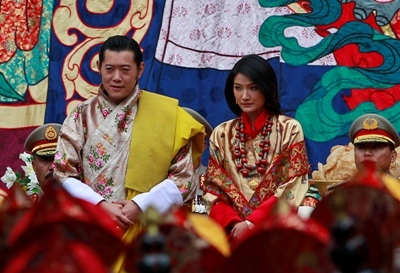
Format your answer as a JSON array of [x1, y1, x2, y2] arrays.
[[224, 54, 282, 116], [98, 35, 143, 66]]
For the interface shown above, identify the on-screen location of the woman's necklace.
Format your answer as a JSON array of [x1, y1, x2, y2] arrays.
[[234, 116, 273, 178]]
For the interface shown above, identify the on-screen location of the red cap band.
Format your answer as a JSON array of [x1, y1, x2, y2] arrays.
[[354, 129, 394, 143]]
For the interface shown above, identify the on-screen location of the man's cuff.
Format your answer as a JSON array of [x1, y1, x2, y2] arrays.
[[132, 179, 183, 214], [62, 177, 105, 204]]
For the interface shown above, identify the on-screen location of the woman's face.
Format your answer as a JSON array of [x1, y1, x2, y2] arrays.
[[233, 73, 266, 121]]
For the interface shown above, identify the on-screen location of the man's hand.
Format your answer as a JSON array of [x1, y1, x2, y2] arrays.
[[98, 201, 134, 230], [113, 199, 142, 223]]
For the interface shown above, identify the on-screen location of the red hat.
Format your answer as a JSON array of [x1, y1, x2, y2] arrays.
[[311, 183, 400, 272], [0, 185, 33, 272], [223, 199, 334, 273], [124, 206, 229, 273], [3, 232, 110, 273], [5, 180, 125, 271]]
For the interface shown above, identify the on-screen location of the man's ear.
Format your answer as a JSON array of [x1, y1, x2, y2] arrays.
[[31, 159, 37, 172], [138, 62, 145, 78], [96, 60, 101, 75], [391, 150, 397, 163]]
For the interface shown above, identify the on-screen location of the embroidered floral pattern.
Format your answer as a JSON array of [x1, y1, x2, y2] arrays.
[[180, 180, 191, 200], [93, 175, 114, 200], [98, 100, 112, 118], [171, 144, 190, 164], [285, 191, 295, 201], [85, 143, 110, 171], [71, 104, 83, 122], [102, 133, 113, 144], [54, 152, 69, 174], [114, 106, 133, 132]]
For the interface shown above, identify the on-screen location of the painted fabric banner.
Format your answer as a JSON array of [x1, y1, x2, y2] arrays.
[[1, 0, 400, 189]]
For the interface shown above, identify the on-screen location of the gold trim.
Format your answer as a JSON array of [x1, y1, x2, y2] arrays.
[[32, 143, 57, 153], [36, 148, 57, 156], [354, 134, 394, 144]]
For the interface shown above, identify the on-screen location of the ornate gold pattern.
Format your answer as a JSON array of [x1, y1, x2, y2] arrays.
[[362, 118, 378, 130], [44, 125, 58, 140], [248, 180, 259, 191], [203, 141, 309, 218]]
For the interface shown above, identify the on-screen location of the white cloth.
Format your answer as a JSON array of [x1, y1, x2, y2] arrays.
[[132, 179, 183, 214], [62, 177, 183, 214], [297, 205, 315, 219], [62, 177, 104, 204]]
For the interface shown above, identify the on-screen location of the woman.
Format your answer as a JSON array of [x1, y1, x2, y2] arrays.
[[202, 54, 310, 241]]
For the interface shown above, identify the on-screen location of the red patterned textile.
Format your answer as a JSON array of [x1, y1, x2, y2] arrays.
[[203, 141, 309, 218]]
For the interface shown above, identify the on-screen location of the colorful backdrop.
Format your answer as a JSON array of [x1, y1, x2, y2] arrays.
[[2, 0, 400, 188]]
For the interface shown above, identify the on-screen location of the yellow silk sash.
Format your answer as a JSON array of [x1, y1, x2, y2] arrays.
[[125, 91, 205, 192]]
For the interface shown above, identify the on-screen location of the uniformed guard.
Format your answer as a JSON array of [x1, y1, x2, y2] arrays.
[[327, 113, 400, 193], [24, 123, 62, 185]]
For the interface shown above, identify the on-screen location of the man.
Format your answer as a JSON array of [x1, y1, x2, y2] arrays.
[[25, 123, 62, 185], [327, 113, 400, 192], [53, 35, 205, 244], [350, 113, 399, 175], [0, 123, 61, 204]]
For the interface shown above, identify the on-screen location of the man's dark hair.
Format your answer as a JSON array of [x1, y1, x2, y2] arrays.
[[99, 35, 143, 66]]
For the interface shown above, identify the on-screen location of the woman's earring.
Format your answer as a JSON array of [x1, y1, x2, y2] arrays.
[[235, 100, 238, 104]]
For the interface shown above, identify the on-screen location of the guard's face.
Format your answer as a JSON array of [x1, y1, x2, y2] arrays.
[[354, 143, 397, 173], [97, 49, 144, 104], [32, 156, 55, 184]]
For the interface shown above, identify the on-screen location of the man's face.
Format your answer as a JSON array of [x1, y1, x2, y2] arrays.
[[97, 49, 144, 104], [32, 155, 55, 184], [354, 142, 397, 173]]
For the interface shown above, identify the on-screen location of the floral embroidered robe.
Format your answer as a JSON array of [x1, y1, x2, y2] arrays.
[[202, 114, 310, 230], [54, 84, 200, 204]]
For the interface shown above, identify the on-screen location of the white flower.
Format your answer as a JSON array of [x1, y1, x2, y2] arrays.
[[1, 167, 17, 189], [19, 152, 33, 164], [21, 162, 39, 193], [26, 174, 39, 193]]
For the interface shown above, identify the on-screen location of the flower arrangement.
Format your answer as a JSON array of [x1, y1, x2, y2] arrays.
[[1, 152, 40, 195]]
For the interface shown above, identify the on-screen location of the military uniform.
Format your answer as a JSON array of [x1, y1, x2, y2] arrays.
[[25, 123, 62, 198]]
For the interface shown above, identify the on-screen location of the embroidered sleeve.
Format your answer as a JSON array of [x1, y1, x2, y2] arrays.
[[168, 140, 197, 205], [273, 120, 310, 208], [54, 104, 86, 181]]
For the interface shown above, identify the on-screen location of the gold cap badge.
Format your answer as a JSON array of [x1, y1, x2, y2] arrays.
[[44, 125, 58, 141], [362, 118, 378, 130]]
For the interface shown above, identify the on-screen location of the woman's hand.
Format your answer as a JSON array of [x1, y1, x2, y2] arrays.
[[230, 221, 253, 241]]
